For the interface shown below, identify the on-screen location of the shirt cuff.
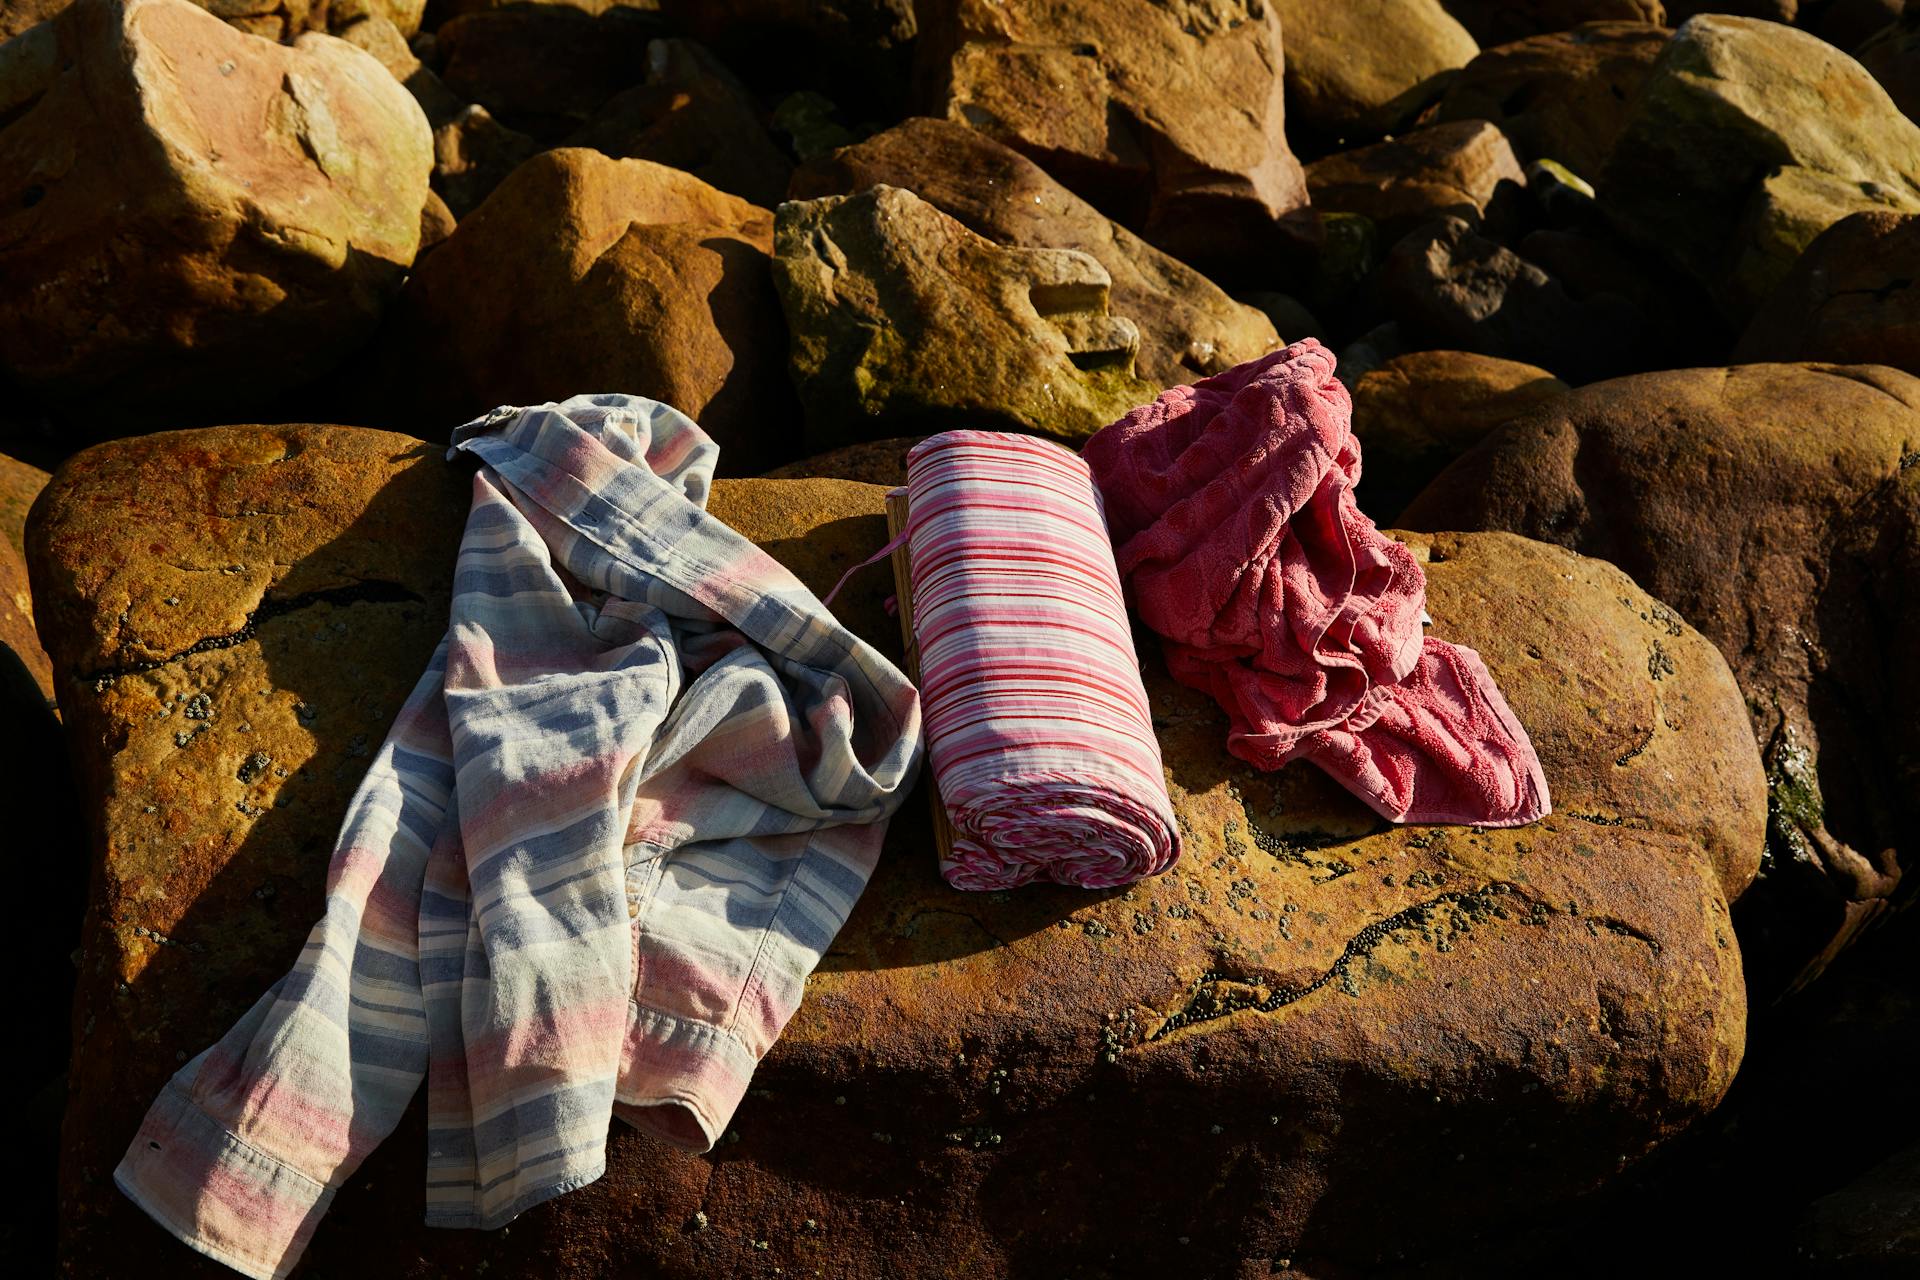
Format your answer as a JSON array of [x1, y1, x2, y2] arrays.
[[113, 1081, 335, 1280], [612, 1002, 761, 1152]]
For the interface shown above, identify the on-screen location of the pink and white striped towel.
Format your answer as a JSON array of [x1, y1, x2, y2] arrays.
[[904, 431, 1181, 891]]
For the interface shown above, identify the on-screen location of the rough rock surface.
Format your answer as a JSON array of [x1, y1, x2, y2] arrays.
[[1350, 350, 1568, 521], [0, 0, 72, 40], [913, 0, 1309, 269], [761, 437, 922, 489], [1664, 0, 1795, 21], [789, 118, 1280, 387], [0, 452, 50, 702], [379, 148, 797, 475], [331, 11, 538, 220], [1305, 120, 1526, 243], [1859, 11, 1920, 124], [1401, 362, 1920, 998], [1435, 20, 1671, 181], [654, 0, 917, 101], [773, 185, 1156, 449], [1275, 0, 1480, 150], [424, 102, 540, 220], [566, 37, 793, 209], [1382, 215, 1647, 382], [0, 0, 432, 426], [0, 449, 46, 560], [1737, 210, 1920, 374], [0, 0, 429, 42], [1440, 0, 1666, 44], [1797, 1139, 1920, 1273], [1601, 13, 1920, 320], [30, 424, 467, 1278], [434, 4, 665, 138], [41, 423, 1762, 1274]]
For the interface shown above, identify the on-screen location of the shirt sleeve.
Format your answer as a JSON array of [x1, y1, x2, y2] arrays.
[[112, 638, 458, 1280]]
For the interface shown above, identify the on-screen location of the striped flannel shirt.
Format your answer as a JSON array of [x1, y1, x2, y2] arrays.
[[113, 395, 924, 1279]]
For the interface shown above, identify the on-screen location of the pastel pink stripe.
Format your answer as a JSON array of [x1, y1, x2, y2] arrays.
[[905, 431, 1181, 890]]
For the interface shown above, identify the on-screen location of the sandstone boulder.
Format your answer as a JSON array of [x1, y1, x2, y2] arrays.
[[1797, 1139, 1920, 1272], [30, 423, 467, 1277], [42, 424, 1762, 1274], [0, 0, 71, 40], [1737, 210, 1920, 375], [1859, 10, 1920, 124], [0, 451, 49, 703], [1275, 0, 1479, 150], [1440, 0, 1666, 44], [1435, 20, 1671, 180], [378, 148, 797, 475], [0, 0, 432, 427], [1305, 120, 1526, 243], [761, 437, 922, 488], [1401, 362, 1920, 998], [0, 448, 45, 560], [239, 0, 426, 41], [655, 0, 916, 102], [566, 38, 793, 210], [426, 0, 657, 14], [1350, 350, 1568, 520], [425, 101, 541, 220], [331, 13, 542, 222], [789, 117, 1280, 387], [1665, 0, 1795, 21], [434, 4, 664, 138], [774, 185, 1157, 449], [1600, 13, 1920, 321], [913, 0, 1308, 271], [0, 0, 428, 42], [1381, 215, 1649, 382]]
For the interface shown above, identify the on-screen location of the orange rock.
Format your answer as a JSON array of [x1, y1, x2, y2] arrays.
[[41, 427, 1762, 1274], [1350, 350, 1568, 521], [0, 450, 50, 703], [1442, 1, 1666, 45], [378, 148, 800, 475], [774, 186, 1157, 449], [1435, 19, 1670, 180], [791, 117, 1280, 388], [1402, 361, 1920, 997], [1305, 120, 1526, 243], [913, 0, 1308, 270], [762, 437, 923, 488], [0, 0, 432, 426], [1737, 211, 1920, 376], [1274, 0, 1479, 149], [567, 37, 794, 210]]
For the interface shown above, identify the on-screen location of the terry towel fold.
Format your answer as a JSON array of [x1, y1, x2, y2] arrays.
[[112, 395, 922, 1279], [1083, 340, 1550, 828], [904, 431, 1181, 890]]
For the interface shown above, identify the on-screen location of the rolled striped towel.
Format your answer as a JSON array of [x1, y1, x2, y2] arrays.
[[903, 431, 1182, 891]]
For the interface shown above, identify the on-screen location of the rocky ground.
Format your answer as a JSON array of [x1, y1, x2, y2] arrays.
[[1, 0, 1916, 1275]]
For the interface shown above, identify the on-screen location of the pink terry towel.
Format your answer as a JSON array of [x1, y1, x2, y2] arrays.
[[1082, 339, 1550, 827]]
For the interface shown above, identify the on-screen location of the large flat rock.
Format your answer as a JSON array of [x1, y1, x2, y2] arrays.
[[40, 427, 1763, 1275], [1402, 361, 1920, 998]]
